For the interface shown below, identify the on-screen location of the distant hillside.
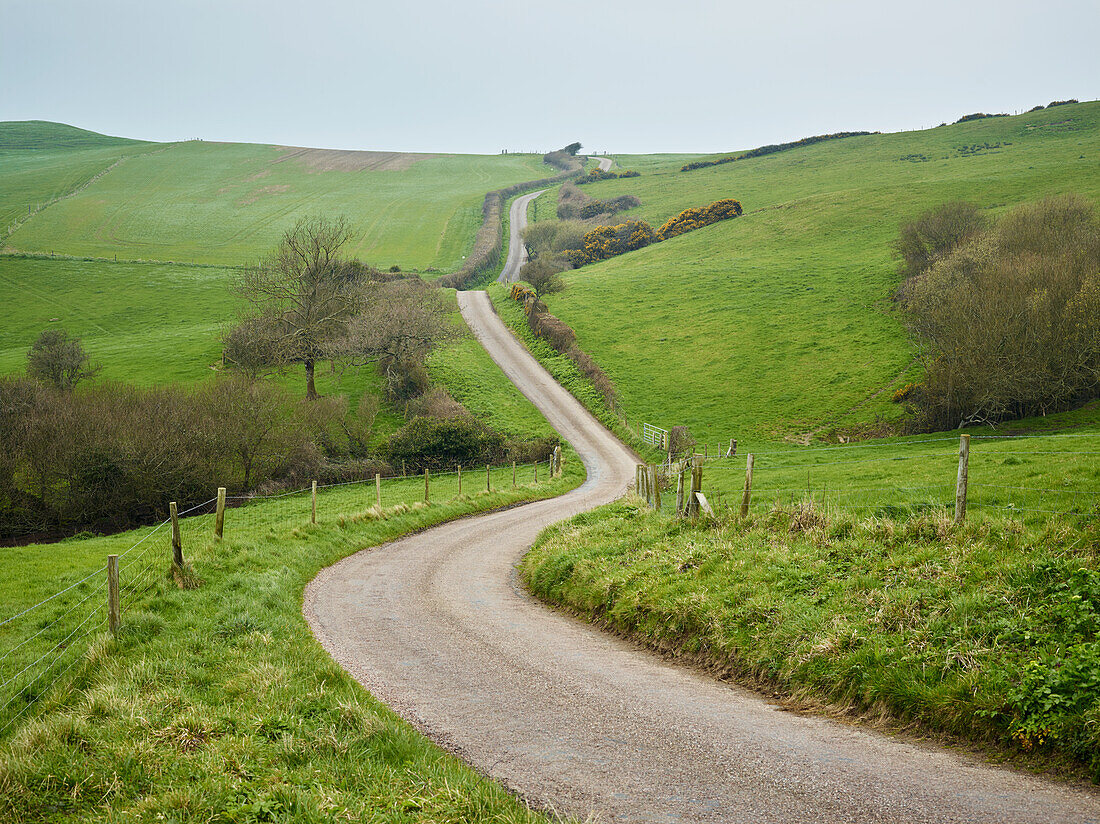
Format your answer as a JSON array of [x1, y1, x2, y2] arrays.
[[0, 120, 145, 151], [529, 101, 1100, 445]]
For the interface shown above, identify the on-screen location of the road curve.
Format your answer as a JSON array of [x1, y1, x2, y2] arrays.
[[305, 290, 1100, 822], [498, 189, 545, 283]]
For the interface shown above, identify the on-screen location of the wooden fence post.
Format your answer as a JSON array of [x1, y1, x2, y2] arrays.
[[375, 473, 382, 510], [553, 446, 562, 476], [740, 454, 755, 518], [457, 465, 463, 497], [648, 465, 661, 510], [169, 502, 183, 569], [676, 463, 686, 515], [107, 555, 120, 637], [955, 434, 970, 525], [311, 481, 317, 524], [424, 469, 430, 504], [687, 461, 703, 518], [727, 439, 737, 458], [214, 487, 226, 538], [512, 461, 517, 487], [534, 462, 538, 483], [486, 464, 491, 492]]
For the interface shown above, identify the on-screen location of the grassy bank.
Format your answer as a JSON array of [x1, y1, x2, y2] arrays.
[[521, 497, 1100, 780], [0, 460, 583, 822], [485, 283, 657, 461]]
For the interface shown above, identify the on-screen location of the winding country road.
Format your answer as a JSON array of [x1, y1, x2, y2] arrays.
[[498, 154, 613, 284], [305, 287, 1100, 822]]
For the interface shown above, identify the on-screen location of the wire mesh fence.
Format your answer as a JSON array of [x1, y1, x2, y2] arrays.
[[0, 456, 561, 739]]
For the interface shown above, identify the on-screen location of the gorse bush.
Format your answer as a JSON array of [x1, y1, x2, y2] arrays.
[[898, 194, 1100, 430], [656, 198, 743, 240], [681, 132, 874, 172], [565, 220, 657, 266]]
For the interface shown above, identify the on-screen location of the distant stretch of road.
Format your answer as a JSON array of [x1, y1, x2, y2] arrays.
[[497, 155, 613, 284], [497, 189, 544, 283], [305, 287, 1100, 822]]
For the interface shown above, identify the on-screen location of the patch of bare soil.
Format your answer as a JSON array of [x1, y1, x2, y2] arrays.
[[274, 146, 438, 172], [237, 184, 290, 206]]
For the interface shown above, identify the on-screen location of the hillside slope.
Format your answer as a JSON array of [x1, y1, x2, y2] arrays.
[[1, 128, 548, 270], [539, 102, 1100, 444]]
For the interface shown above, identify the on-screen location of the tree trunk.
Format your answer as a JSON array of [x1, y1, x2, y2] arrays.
[[305, 359, 318, 400]]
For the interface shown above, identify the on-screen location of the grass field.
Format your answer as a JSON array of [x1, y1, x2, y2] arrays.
[[0, 123, 154, 239], [2, 126, 548, 270], [535, 102, 1100, 445], [0, 461, 582, 821]]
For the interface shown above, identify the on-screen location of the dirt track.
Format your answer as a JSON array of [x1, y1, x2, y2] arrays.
[[304, 290, 1100, 822]]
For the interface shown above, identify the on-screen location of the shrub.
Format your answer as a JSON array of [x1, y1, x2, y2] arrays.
[[25, 328, 98, 389], [893, 201, 989, 280], [953, 112, 1008, 124], [898, 194, 1100, 429], [508, 288, 618, 409], [575, 168, 639, 185], [656, 199, 743, 240], [565, 220, 657, 266], [1048, 99, 1078, 108], [382, 415, 505, 472]]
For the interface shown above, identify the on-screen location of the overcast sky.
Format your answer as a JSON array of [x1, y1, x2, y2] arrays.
[[2, 0, 1097, 155]]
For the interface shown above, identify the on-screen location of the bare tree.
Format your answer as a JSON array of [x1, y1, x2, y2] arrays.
[[26, 328, 99, 389], [232, 216, 364, 399]]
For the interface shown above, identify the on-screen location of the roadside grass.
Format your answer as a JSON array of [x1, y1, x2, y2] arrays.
[[4, 139, 548, 270], [428, 299, 553, 439], [521, 495, 1100, 781], [0, 460, 583, 822], [540, 102, 1100, 444]]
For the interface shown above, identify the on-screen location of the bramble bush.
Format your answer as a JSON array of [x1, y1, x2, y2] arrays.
[[656, 199, 743, 240]]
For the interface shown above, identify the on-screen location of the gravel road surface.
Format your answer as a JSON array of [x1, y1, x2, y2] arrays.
[[304, 290, 1100, 822], [498, 189, 545, 283]]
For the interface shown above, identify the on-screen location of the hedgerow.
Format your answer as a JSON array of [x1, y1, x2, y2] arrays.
[[575, 168, 640, 185], [680, 131, 875, 172], [508, 284, 617, 408]]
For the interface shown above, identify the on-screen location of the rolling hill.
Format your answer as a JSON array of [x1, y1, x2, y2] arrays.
[[529, 101, 1100, 445]]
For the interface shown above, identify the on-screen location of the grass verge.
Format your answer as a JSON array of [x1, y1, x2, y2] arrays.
[[0, 461, 583, 822], [521, 497, 1100, 781]]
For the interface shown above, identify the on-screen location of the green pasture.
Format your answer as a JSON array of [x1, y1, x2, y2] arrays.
[[0, 122, 154, 238], [536, 102, 1100, 444], [3, 134, 548, 270], [0, 460, 582, 821]]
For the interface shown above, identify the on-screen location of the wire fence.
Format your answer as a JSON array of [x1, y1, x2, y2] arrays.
[[0, 455, 561, 739], [640, 433, 1100, 523]]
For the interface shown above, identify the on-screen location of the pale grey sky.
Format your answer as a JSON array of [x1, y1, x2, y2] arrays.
[[2, 0, 1097, 154]]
